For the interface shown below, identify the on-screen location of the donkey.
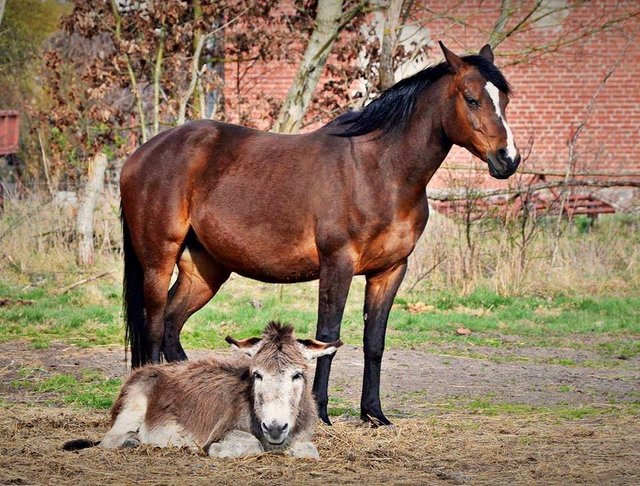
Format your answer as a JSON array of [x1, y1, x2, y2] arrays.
[[63, 322, 341, 459]]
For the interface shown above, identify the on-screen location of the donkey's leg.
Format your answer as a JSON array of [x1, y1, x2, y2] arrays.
[[361, 260, 407, 426], [287, 441, 320, 459], [100, 389, 147, 449], [163, 245, 230, 362], [313, 251, 354, 425], [206, 430, 264, 458]]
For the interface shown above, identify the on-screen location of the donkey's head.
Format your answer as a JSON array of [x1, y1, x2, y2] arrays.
[[226, 322, 341, 447], [439, 42, 521, 179]]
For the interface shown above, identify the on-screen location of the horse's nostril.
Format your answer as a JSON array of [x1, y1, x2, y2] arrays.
[[514, 153, 522, 166], [261, 421, 269, 432], [282, 423, 289, 431], [497, 148, 508, 159]]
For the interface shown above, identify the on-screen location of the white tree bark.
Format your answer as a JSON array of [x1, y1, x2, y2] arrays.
[[272, 0, 344, 133], [153, 29, 165, 136], [0, 0, 6, 29], [77, 152, 108, 266], [378, 0, 405, 90]]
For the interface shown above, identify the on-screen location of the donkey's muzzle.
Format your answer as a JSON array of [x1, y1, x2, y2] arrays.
[[262, 421, 289, 445], [488, 149, 520, 179]]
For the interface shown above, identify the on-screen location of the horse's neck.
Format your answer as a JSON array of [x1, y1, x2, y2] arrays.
[[367, 82, 453, 199]]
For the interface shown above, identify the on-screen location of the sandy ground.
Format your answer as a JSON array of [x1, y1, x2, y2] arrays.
[[0, 341, 638, 485]]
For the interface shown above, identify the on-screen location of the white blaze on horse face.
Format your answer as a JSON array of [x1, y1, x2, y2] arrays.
[[252, 367, 305, 446], [485, 81, 517, 160]]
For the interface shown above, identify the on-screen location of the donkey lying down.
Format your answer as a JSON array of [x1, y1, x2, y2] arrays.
[[63, 322, 341, 458]]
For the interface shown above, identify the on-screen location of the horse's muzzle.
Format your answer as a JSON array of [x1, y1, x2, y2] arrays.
[[487, 149, 521, 179]]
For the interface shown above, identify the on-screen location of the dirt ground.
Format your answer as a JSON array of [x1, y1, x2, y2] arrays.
[[0, 341, 638, 485]]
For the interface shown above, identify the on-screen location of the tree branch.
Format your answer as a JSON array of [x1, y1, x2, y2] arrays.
[[110, 0, 148, 143]]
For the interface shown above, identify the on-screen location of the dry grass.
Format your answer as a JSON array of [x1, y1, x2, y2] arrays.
[[0, 404, 638, 485], [407, 210, 640, 296], [0, 192, 121, 284], [1, 193, 639, 297]]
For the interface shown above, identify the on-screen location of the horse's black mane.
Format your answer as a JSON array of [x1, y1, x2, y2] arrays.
[[330, 55, 510, 138]]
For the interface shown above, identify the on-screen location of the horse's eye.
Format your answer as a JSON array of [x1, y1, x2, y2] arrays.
[[292, 372, 304, 381], [253, 371, 263, 381], [465, 95, 479, 108]]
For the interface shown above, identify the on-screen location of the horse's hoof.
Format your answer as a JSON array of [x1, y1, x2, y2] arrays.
[[361, 412, 393, 427], [318, 412, 332, 426]]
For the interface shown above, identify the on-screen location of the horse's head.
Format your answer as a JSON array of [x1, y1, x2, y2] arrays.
[[226, 322, 341, 448], [440, 42, 521, 179]]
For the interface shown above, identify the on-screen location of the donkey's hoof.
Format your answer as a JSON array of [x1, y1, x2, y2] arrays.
[[121, 433, 141, 448], [288, 441, 319, 459], [208, 430, 264, 458]]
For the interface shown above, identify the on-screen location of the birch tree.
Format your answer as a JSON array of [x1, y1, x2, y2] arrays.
[[0, 0, 6, 29], [378, 0, 405, 90], [76, 152, 108, 266], [273, 0, 365, 133]]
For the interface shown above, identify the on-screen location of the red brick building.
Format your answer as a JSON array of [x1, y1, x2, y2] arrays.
[[223, 1, 640, 210]]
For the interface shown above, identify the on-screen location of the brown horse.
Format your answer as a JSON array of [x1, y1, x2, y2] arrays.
[[120, 42, 520, 426]]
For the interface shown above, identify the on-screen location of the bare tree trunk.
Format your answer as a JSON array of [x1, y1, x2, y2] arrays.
[[273, 0, 345, 133], [177, 34, 206, 126], [77, 152, 108, 267], [153, 29, 166, 136], [378, 0, 405, 90], [488, 0, 512, 48], [0, 0, 6, 29]]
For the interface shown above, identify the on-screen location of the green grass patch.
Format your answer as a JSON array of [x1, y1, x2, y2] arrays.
[[425, 393, 640, 419], [327, 395, 359, 417], [0, 279, 638, 360], [11, 368, 121, 409], [387, 287, 640, 358]]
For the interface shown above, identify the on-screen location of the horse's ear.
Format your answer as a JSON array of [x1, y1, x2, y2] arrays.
[[439, 41, 463, 73], [297, 338, 343, 361], [225, 336, 262, 357], [479, 44, 494, 63]]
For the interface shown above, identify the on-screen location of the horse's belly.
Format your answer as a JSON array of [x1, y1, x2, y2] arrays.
[[196, 226, 321, 283]]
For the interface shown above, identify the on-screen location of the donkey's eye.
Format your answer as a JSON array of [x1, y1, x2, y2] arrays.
[[253, 371, 263, 381], [292, 372, 304, 381], [464, 95, 479, 108]]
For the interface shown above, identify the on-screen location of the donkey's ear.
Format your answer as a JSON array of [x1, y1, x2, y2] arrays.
[[479, 44, 494, 63], [297, 338, 343, 361], [225, 336, 262, 357], [439, 41, 464, 73]]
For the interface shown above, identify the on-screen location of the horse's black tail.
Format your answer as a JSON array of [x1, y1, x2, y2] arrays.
[[121, 205, 147, 368], [62, 438, 100, 451]]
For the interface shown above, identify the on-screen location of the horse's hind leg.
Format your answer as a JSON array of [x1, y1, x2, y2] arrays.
[[141, 244, 183, 363], [313, 251, 354, 425], [163, 242, 230, 361]]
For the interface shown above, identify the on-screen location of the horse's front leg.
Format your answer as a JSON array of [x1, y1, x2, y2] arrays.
[[312, 251, 354, 425], [361, 260, 407, 426]]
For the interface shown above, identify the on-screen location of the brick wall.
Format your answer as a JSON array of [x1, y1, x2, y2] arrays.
[[223, 1, 640, 194]]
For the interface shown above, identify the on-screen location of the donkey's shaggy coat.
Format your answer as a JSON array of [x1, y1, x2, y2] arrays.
[[63, 322, 341, 458]]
